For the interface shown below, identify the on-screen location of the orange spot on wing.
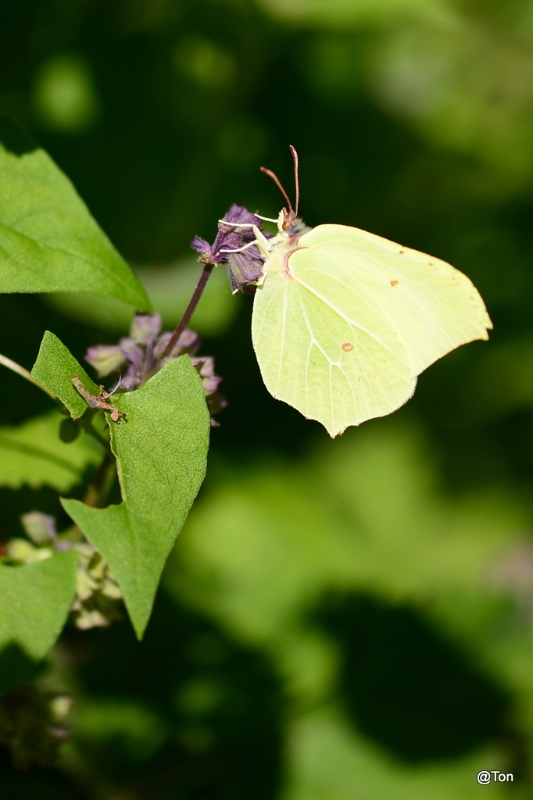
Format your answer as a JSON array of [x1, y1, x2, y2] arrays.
[[390, 279, 399, 287], [342, 342, 354, 352]]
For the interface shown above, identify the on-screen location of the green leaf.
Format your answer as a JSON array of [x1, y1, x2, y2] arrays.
[[0, 552, 77, 696], [62, 356, 210, 639], [0, 410, 103, 490], [31, 330, 101, 419], [0, 116, 150, 309]]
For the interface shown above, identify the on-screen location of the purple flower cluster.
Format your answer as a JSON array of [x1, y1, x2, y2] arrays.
[[85, 313, 226, 424], [191, 204, 269, 293]]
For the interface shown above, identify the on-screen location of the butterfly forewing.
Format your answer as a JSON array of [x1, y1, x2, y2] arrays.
[[300, 224, 492, 376]]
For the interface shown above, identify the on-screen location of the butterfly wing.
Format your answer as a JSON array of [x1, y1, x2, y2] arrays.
[[301, 224, 492, 375], [252, 223, 491, 437]]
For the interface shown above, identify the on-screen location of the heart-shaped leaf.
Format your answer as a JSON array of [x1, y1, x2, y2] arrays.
[[0, 117, 150, 309]]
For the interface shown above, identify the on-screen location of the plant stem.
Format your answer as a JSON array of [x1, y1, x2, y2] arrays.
[[160, 263, 215, 359], [0, 352, 55, 398]]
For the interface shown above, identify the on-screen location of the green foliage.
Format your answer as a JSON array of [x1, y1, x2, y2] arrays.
[[259, 0, 450, 27], [282, 0, 533, 184], [63, 356, 210, 639], [0, 685, 73, 770], [171, 423, 523, 659], [73, 698, 167, 761], [0, 117, 149, 308], [168, 423, 525, 799], [0, 411, 103, 490], [33, 55, 99, 133], [0, 553, 77, 696]]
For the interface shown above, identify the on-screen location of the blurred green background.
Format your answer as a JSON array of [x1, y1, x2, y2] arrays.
[[2, 0, 533, 797]]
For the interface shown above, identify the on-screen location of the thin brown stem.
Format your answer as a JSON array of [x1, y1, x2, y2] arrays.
[[160, 263, 215, 359], [0, 352, 55, 398]]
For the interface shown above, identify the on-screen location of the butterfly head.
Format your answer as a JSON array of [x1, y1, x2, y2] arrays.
[[279, 206, 298, 229], [278, 207, 308, 243]]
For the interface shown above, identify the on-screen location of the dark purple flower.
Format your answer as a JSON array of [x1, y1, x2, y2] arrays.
[[191, 204, 269, 293], [85, 314, 225, 424]]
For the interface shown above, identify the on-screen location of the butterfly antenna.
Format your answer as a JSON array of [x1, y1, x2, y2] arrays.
[[289, 145, 300, 216], [259, 165, 294, 214]]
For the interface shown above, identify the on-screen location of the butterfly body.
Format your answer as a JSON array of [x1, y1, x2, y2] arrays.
[[252, 217, 492, 437], [259, 213, 310, 280]]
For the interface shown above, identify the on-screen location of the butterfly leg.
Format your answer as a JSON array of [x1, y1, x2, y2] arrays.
[[219, 223, 271, 258], [254, 214, 279, 223]]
